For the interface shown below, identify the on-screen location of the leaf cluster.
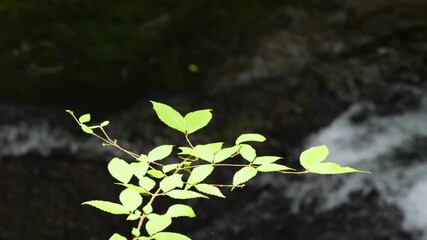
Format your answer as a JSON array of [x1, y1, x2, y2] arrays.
[[67, 101, 369, 240]]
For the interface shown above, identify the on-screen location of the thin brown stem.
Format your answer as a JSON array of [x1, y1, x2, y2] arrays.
[[207, 183, 244, 188], [185, 134, 194, 148], [278, 170, 308, 175], [133, 187, 162, 240]]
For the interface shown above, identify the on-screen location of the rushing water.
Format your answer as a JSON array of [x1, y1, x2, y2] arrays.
[[295, 95, 427, 239]]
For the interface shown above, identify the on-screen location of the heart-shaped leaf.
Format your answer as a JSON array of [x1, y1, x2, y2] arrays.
[[108, 158, 133, 183]]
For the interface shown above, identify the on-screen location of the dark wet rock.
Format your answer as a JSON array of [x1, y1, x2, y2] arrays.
[[380, 84, 424, 115], [349, 101, 376, 124], [189, 187, 414, 240]]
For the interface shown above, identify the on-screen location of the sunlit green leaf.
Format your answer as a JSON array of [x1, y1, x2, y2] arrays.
[[195, 184, 225, 198], [257, 163, 295, 172], [214, 146, 239, 163], [235, 133, 266, 145], [82, 200, 129, 215], [233, 166, 257, 186], [119, 188, 143, 211], [187, 165, 214, 185], [143, 204, 153, 214], [166, 190, 208, 199], [100, 120, 110, 127], [138, 154, 148, 161], [252, 156, 282, 165], [160, 174, 184, 192], [193, 144, 215, 162], [145, 214, 172, 236], [308, 162, 370, 174], [300, 145, 329, 169], [127, 210, 141, 221], [162, 163, 180, 173], [131, 161, 149, 179], [204, 142, 223, 153], [108, 158, 133, 183], [153, 232, 191, 240], [117, 183, 148, 194], [139, 177, 156, 192], [148, 145, 174, 162], [147, 169, 164, 179], [182, 161, 192, 172], [184, 109, 212, 134], [166, 204, 196, 218], [239, 144, 256, 162], [178, 147, 196, 156], [138, 237, 151, 240], [151, 101, 186, 133], [79, 114, 91, 123], [81, 124, 94, 134], [109, 233, 127, 240], [132, 228, 141, 237]]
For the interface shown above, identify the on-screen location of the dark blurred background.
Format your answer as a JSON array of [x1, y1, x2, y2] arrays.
[[1, 1, 427, 239]]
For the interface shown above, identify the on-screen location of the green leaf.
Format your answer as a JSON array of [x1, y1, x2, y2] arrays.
[[308, 162, 370, 174], [214, 146, 239, 163], [131, 161, 149, 179], [182, 161, 192, 172], [187, 165, 214, 185], [132, 228, 141, 237], [145, 215, 172, 236], [79, 114, 91, 123], [235, 133, 266, 145], [148, 145, 174, 162], [184, 109, 213, 134], [109, 233, 127, 240], [178, 147, 196, 156], [166, 190, 208, 199], [147, 169, 164, 179], [160, 174, 184, 192], [162, 163, 180, 173], [139, 177, 156, 192], [166, 204, 196, 218], [153, 232, 191, 240], [195, 184, 225, 198], [188, 63, 199, 73], [138, 154, 148, 161], [151, 101, 186, 133], [65, 109, 74, 114], [138, 237, 151, 240], [117, 183, 148, 194], [108, 158, 133, 183], [127, 210, 141, 220], [233, 166, 258, 186], [239, 144, 256, 162], [100, 120, 110, 127], [257, 163, 295, 172], [193, 144, 215, 162], [204, 142, 224, 153], [81, 124, 94, 134], [143, 204, 153, 214], [300, 145, 329, 170], [82, 200, 129, 215], [252, 156, 282, 165], [119, 188, 143, 211]]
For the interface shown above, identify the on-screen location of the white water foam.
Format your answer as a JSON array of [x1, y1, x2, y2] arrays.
[[0, 120, 136, 160], [298, 97, 427, 238]]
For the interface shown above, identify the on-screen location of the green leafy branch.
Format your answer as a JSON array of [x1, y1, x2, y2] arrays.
[[67, 101, 369, 240]]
